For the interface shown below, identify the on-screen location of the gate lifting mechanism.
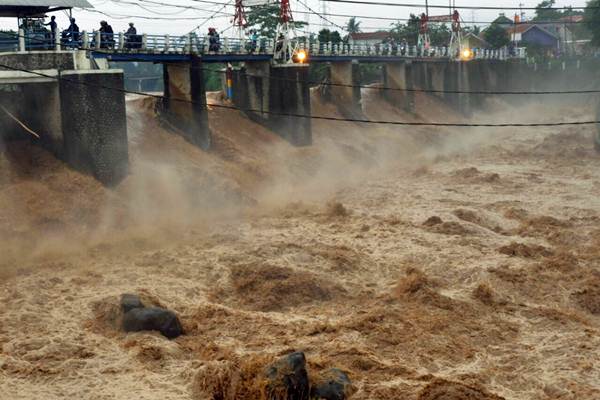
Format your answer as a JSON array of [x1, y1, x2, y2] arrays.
[[449, 10, 470, 60], [417, 9, 471, 61], [232, 0, 248, 40], [235, 0, 306, 64], [274, 0, 306, 64], [417, 13, 430, 53]]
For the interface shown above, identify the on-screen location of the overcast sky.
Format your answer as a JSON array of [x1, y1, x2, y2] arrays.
[[0, 0, 590, 36]]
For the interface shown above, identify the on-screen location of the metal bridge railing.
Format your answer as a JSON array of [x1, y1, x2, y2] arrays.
[[4, 29, 525, 60]]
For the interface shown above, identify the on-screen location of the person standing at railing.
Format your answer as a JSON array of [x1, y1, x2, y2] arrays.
[[44, 16, 57, 45], [208, 28, 220, 52], [63, 18, 80, 46], [125, 22, 139, 49], [99, 21, 115, 49], [248, 30, 258, 53]]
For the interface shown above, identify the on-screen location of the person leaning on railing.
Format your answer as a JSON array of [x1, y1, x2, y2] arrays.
[[99, 21, 115, 49], [125, 22, 141, 49], [61, 18, 80, 48]]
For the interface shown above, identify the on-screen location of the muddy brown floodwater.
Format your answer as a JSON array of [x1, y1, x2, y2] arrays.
[[1, 89, 600, 400]]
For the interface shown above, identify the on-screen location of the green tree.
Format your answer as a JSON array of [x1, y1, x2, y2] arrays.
[[246, 4, 307, 39], [585, 0, 600, 45], [533, 0, 563, 21], [318, 29, 342, 44], [484, 23, 511, 48], [346, 17, 361, 34], [429, 23, 451, 46], [390, 14, 419, 45], [464, 25, 481, 35]]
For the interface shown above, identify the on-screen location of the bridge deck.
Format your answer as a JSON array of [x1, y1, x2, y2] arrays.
[[2, 30, 525, 64]]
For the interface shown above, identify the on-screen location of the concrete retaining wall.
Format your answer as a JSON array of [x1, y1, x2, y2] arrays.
[[0, 51, 76, 71], [59, 70, 128, 186], [228, 62, 312, 146], [162, 56, 211, 150], [382, 61, 414, 112], [327, 61, 362, 118]]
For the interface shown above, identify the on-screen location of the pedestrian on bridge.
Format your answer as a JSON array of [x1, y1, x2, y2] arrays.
[[63, 18, 79, 46], [44, 16, 57, 44], [125, 22, 140, 49], [208, 27, 220, 52], [99, 20, 115, 49]]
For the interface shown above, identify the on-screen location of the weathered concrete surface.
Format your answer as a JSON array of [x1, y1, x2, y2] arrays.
[[327, 61, 363, 118], [0, 51, 76, 71], [269, 64, 312, 146], [443, 61, 471, 116], [162, 56, 211, 150], [229, 63, 312, 146], [382, 61, 414, 112], [59, 70, 129, 186], [244, 60, 270, 119], [0, 73, 62, 150], [428, 62, 445, 100]]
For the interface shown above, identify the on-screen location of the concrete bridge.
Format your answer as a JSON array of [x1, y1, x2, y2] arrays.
[[2, 34, 593, 187]]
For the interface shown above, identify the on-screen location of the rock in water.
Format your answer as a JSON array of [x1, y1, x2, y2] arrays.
[[310, 368, 354, 400], [265, 352, 310, 400], [120, 293, 144, 313], [122, 307, 183, 339]]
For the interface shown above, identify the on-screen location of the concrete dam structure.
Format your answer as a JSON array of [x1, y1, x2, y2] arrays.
[[0, 50, 128, 186], [2, 46, 599, 187]]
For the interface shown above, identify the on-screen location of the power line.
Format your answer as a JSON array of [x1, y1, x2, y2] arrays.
[[86, 0, 599, 27], [189, 0, 234, 33], [319, 0, 595, 11], [1, 62, 598, 128], [85, 9, 225, 20], [106, 0, 234, 16], [296, 0, 347, 31]]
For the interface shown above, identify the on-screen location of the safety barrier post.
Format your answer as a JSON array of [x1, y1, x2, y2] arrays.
[[55, 30, 61, 51], [95, 31, 101, 49], [18, 28, 25, 52], [82, 31, 88, 49], [186, 33, 192, 53], [118, 32, 124, 50], [164, 34, 170, 52], [223, 37, 229, 53], [141, 34, 147, 50]]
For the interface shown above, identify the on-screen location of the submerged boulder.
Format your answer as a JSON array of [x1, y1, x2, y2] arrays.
[[310, 368, 354, 400], [265, 352, 310, 400], [120, 293, 144, 313], [122, 307, 183, 339]]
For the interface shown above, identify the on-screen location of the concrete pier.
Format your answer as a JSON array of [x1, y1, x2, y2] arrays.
[[161, 56, 210, 150], [59, 70, 128, 185], [326, 61, 362, 118], [0, 51, 129, 186], [229, 62, 312, 146], [381, 61, 414, 112]]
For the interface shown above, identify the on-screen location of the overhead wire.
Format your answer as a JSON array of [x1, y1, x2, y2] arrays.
[[318, 0, 595, 11], [1, 63, 599, 128], [86, 0, 599, 25]]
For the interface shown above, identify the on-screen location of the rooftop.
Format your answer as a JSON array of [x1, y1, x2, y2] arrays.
[[349, 31, 391, 41]]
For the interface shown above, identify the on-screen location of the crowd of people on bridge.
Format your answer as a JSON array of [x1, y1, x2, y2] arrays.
[[19, 15, 265, 53], [19, 15, 142, 50]]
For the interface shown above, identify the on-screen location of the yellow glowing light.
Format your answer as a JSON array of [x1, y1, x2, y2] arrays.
[[296, 50, 307, 63], [461, 49, 472, 60]]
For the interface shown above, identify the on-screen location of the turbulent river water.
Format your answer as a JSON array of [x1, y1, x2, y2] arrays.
[[1, 89, 600, 399]]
